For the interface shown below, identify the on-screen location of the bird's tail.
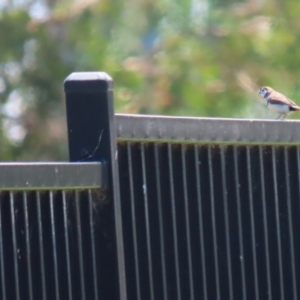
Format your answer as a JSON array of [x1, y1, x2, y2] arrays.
[[290, 105, 300, 111]]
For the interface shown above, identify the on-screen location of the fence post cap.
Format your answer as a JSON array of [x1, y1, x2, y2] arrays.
[[64, 72, 113, 92]]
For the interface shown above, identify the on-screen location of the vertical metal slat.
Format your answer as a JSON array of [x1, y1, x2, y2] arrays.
[[50, 191, 60, 300], [233, 147, 247, 300], [220, 147, 233, 300], [194, 145, 208, 300], [75, 190, 86, 300], [246, 147, 259, 299], [0, 194, 6, 300], [154, 144, 168, 300], [36, 191, 47, 300], [298, 146, 300, 206], [62, 191, 73, 300], [88, 189, 99, 300], [207, 146, 221, 300], [168, 143, 182, 300], [23, 192, 33, 300], [271, 147, 284, 300], [127, 142, 141, 300], [181, 144, 195, 300], [258, 146, 272, 300], [10, 192, 20, 300], [284, 147, 297, 299], [141, 143, 155, 300]]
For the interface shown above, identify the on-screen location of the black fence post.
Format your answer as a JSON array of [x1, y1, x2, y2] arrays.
[[64, 72, 126, 300]]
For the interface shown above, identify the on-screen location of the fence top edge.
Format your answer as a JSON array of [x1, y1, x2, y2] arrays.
[[0, 162, 107, 190], [116, 113, 300, 145], [64, 72, 113, 92], [0, 162, 102, 166], [116, 113, 300, 122]]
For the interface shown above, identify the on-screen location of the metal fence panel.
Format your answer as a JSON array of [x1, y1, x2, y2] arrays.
[[0, 188, 119, 300], [0, 159, 116, 299], [116, 114, 300, 300]]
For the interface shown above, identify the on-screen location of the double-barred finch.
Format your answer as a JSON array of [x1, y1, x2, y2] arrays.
[[258, 86, 300, 120]]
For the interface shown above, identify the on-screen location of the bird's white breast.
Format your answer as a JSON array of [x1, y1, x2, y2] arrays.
[[267, 103, 290, 113]]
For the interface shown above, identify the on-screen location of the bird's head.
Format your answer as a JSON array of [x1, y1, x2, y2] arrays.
[[258, 86, 273, 99]]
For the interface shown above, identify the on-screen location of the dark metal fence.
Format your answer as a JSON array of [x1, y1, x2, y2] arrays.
[[116, 115, 300, 300], [0, 73, 126, 300], [0, 72, 300, 299], [0, 163, 119, 300]]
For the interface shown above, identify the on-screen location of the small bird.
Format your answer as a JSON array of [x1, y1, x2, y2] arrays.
[[258, 86, 300, 119]]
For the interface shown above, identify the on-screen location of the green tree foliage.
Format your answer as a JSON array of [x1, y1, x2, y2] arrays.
[[1, 0, 300, 160]]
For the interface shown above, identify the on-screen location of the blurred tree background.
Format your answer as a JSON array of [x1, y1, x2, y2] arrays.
[[1, 0, 300, 160]]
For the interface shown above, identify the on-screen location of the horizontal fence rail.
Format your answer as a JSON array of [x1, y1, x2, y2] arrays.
[[116, 114, 300, 300], [0, 162, 121, 300], [116, 114, 300, 144], [0, 162, 107, 190]]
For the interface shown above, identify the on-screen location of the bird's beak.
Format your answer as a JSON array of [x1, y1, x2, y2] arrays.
[[257, 90, 261, 95]]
